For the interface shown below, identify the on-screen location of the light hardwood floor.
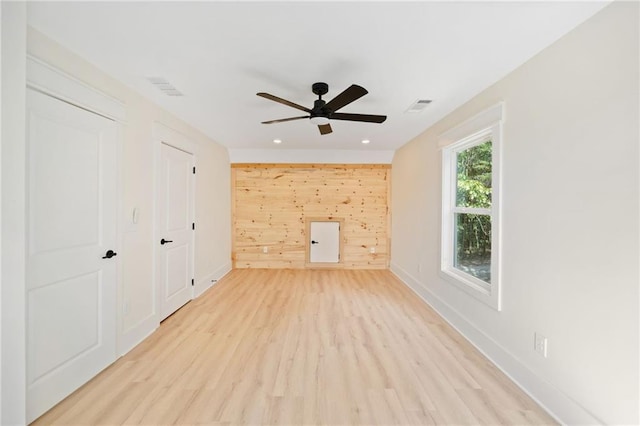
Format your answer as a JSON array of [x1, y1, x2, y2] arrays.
[[33, 269, 557, 425]]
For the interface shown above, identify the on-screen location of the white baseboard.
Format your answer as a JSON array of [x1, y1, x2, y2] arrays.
[[390, 262, 602, 425], [193, 262, 232, 298], [117, 263, 232, 357], [118, 313, 158, 357]]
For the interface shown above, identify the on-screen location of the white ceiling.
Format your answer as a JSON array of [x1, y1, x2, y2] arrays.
[[27, 1, 608, 152]]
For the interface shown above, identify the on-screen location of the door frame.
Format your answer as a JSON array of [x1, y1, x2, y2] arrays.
[[305, 217, 344, 268], [24, 56, 125, 422], [152, 122, 197, 323]]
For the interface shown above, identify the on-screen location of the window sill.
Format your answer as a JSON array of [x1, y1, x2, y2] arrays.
[[439, 267, 501, 311]]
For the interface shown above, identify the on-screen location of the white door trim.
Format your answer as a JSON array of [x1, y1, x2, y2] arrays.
[[26, 55, 126, 123], [152, 122, 197, 323]]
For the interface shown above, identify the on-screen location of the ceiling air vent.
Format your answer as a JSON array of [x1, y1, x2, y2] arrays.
[[147, 77, 184, 97], [405, 99, 432, 113]]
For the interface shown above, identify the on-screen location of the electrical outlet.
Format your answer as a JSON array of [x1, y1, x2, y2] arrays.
[[370, 247, 376, 254], [534, 332, 548, 358], [123, 301, 130, 315], [262, 246, 268, 254]]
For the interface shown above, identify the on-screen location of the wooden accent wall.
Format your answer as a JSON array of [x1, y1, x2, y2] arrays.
[[232, 164, 391, 269]]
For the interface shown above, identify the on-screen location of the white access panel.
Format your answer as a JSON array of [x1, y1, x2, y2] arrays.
[[26, 88, 118, 423], [309, 221, 340, 263]]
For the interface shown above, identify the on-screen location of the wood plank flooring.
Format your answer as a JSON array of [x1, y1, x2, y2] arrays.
[[33, 269, 557, 425]]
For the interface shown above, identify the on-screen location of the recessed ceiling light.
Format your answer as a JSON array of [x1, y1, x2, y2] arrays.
[[361, 139, 370, 144], [273, 139, 282, 144]]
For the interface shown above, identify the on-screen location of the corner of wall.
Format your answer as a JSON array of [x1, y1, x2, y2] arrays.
[[194, 262, 232, 298], [1, 2, 28, 424]]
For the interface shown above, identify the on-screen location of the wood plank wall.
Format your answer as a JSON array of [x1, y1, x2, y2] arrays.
[[232, 164, 391, 269]]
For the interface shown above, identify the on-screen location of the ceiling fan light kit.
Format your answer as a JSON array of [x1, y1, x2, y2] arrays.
[[257, 82, 387, 135], [310, 116, 330, 125]]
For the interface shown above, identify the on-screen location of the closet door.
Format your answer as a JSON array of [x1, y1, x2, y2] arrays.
[[26, 88, 118, 422], [157, 142, 194, 320]]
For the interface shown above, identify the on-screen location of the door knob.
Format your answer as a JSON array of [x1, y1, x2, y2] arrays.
[[102, 250, 117, 259], [161, 238, 174, 245], [311, 240, 319, 244]]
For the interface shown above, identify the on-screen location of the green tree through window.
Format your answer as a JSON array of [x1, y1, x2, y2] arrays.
[[454, 140, 492, 283]]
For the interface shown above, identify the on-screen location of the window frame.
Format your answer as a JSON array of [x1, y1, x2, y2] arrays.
[[440, 104, 503, 310]]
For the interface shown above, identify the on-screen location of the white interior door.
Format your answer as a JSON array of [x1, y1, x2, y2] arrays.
[[26, 89, 118, 422], [309, 221, 340, 263], [158, 143, 194, 320]]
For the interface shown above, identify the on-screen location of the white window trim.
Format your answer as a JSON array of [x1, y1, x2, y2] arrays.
[[440, 103, 503, 311]]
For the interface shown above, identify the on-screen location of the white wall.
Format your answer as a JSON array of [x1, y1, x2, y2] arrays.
[[194, 139, 232, 295], [229, 148, 394, 164], [0, 22, 230, 420], [1, 3, 27, 424], [26, 29, 232, 352], [391, 2, 638, 424]]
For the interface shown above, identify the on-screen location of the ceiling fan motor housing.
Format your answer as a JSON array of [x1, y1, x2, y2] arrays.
[[312, 99, 328, 117]]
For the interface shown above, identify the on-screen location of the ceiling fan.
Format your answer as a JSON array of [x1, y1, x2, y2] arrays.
[[257, 82, 387, 135]]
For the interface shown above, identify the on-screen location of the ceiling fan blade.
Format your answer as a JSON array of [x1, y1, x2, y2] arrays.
[[318, 124, 332, 135], [257, 92, 311, 113], [324, 84, 368, 112], [330, 113, 387, 123], [261, 116, 309, 124]]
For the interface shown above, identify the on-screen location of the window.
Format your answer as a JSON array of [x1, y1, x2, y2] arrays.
[[440, 104, 502, 310]]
